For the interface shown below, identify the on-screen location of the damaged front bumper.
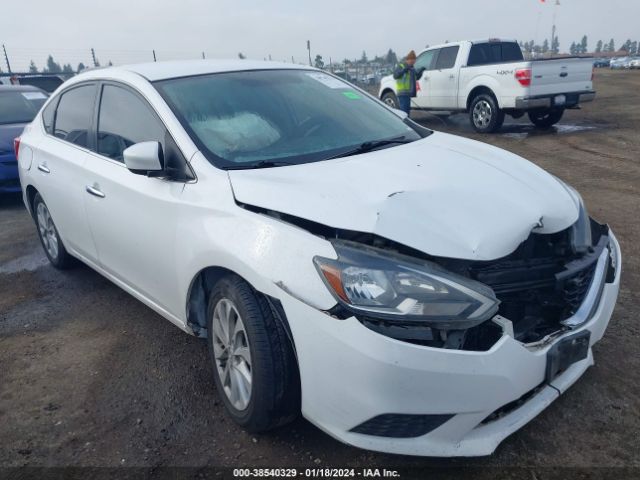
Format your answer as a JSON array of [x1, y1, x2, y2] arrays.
[[279, 231, 621, 457]]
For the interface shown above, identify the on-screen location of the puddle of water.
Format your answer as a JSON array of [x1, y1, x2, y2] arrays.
[[501, 124, 597, 139], [0, 249, 48, 274]]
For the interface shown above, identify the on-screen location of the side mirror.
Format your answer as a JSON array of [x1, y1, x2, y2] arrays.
[[123, 141, 164, 175]]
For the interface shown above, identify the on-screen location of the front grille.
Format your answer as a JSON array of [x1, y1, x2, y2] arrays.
[[350, 413, 454, 438], [562, 262, 597, 315]]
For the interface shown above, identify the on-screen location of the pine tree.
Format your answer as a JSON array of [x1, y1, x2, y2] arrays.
[[570, 42, 577, 55], [542, 39, 549, 53], [77, 62, 86, 73], [607, 38, 615, 52], [551, 36, 560, 54], [580, 35, 588, 54], [595, 40, 603, 53], [28, 61, 38, 73]]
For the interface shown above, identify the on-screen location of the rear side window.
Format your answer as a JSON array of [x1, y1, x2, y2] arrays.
[[97, 85, 166, 162], [434, 46, 460, 70], [468, 42, 523, 66], [42, 99, 56, 134], [54, 85, 96, 148]]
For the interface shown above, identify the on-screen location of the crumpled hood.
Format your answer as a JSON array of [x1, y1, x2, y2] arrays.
[[228, 131, 579, 260]]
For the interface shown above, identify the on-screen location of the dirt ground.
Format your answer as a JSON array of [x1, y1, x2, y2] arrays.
[[1, 69, 639, 477]]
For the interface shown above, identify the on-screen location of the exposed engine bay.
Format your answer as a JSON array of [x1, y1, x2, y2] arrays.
[[242, 202, 615, 351]]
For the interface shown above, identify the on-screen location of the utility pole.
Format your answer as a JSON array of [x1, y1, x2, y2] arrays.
[[91, 48, 98, 67], [307, 40, 312, 66], [2, 44, 11, 73], [551, 0, 558, 56], [153, 50, 157, 62]]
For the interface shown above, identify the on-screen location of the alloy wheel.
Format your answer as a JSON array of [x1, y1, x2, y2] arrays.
[[473, 100, 492, 128], [211, 298, 252, 411], [36, 202, 59, 260]]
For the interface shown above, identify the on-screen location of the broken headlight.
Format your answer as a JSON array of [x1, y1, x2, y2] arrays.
[[314, 241, 499, 329], [559, 181, 592, 254]]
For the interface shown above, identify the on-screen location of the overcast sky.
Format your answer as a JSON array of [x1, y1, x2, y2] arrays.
[[2, 0, 639, 71]]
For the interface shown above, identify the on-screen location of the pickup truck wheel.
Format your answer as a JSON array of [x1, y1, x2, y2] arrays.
[[33, 193, 75, 269], [381, 91, 399, 109], [528, 108, 564, 128], [207, 274, 300, 432], [470, 94, 505, 133]]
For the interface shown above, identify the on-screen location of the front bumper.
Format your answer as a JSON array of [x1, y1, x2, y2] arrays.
[[0, 154, 20, 193], [515, 90, 596, 110], [280, 232, 621, 456]]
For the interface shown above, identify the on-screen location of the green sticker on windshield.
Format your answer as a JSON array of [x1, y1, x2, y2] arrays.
[[342, 91, 361, 100]]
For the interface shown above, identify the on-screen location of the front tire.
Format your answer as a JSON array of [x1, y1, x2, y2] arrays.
[[206, 274, 300, 432], [381, 91, 399, 109], [469, 93, 505, 133], [528, 108, 565, 128], [33, 193, 74, 269]]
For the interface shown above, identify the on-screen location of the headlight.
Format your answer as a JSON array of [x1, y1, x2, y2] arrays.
[[313, 241, 499, 329], [562, 182, 592, 254]]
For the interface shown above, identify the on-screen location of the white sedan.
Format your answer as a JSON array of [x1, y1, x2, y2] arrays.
[[15, 60, 621, 457]]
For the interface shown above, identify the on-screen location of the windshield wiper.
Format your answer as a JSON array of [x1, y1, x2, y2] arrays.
[[326, 136, 413, 160], [224, 160, 297, 170]]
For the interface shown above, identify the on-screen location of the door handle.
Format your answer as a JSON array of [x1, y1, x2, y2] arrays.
[[37, 164, 50, 174], [85, 184, 105, 198]]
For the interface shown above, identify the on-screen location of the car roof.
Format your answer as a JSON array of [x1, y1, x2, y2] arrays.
[[0, 84, 48, 93], [78, 59, 315, 82]]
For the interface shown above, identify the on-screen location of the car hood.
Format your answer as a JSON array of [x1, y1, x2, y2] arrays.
[[0, 123, 27, 156], [227, 131, 579, 261]]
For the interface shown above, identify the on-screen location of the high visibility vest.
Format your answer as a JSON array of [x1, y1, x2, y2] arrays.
[[395, 63, 412, 95]]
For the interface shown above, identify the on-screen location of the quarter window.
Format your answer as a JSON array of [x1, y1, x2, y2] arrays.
[[434, 46, 459, 70], [53, 85, 96, 148], [97, 85, 165, 162]]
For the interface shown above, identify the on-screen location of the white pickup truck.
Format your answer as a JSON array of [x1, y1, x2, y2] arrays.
[[379, 39, 596, 133]]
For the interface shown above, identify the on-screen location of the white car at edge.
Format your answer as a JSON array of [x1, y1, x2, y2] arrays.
[[15, 60, 621, 457]]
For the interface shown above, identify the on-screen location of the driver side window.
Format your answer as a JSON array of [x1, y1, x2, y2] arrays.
[[97, 85, 166, 162], [415, 50, 438, 71]]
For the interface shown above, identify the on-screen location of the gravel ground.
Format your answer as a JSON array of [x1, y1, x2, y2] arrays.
[[0, 69, 638, 478]]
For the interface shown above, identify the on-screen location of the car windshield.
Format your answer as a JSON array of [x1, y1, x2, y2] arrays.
[[155, 69, 424, 169], [0, 90, 48, 125]]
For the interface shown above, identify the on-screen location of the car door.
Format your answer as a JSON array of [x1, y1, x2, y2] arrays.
[[423, 46, 460, 109], [82, 82, 191, 315], [413, 49, 439, 108], [33, 83, 99, 261]]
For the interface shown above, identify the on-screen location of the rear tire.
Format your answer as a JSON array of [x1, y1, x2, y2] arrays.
[[206, 274, 300, 432], [528, 108, 565, 128], [469, 93, 505, 133], [381, 91, 399, 109], [33, 193, 75, 269]]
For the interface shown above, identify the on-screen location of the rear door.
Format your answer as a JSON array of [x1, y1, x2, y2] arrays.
[[82, 82, 189, 315], [424, 46, 461, 109], [32, 83, 99, 261]]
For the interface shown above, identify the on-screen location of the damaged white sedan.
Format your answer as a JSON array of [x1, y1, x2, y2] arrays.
[[16, 61, 621, 457]]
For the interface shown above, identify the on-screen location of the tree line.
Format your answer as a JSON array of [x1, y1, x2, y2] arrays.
[[23, 55, 112, 74]]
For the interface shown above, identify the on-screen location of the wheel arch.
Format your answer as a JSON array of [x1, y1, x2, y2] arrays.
[[25, 184, 39, 218], [185, 266, 297, 354], [466, 86, 497, 111], [380, 87, 396, 100]]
